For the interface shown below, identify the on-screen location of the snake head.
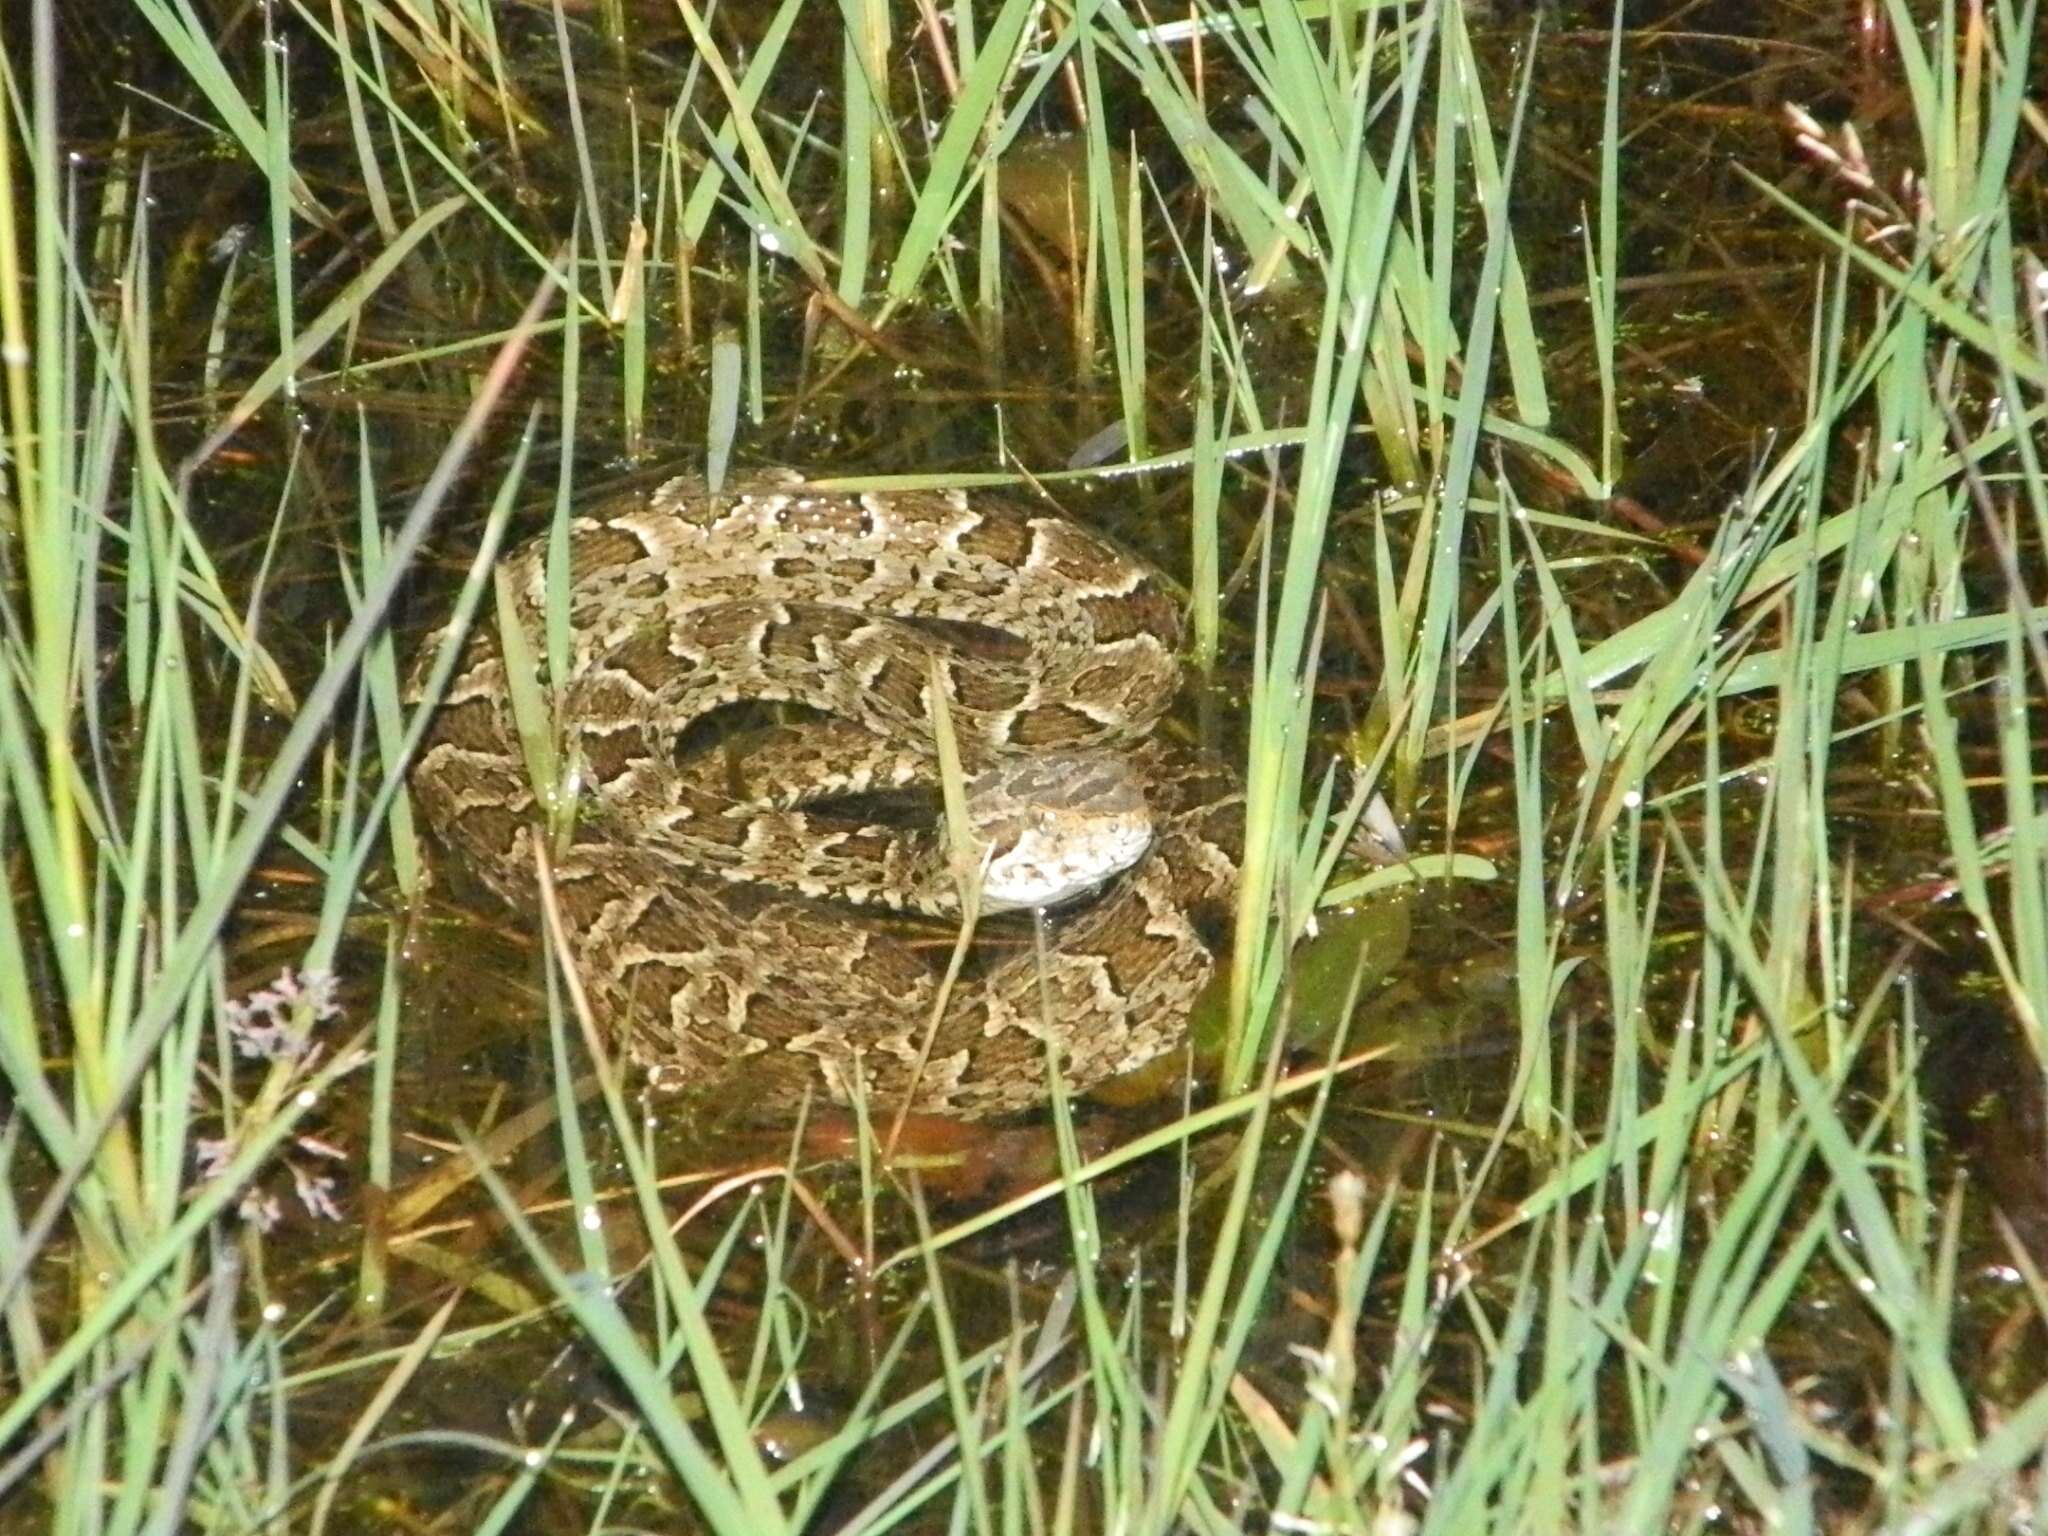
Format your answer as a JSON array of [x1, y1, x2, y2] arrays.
[[958, 751, 1155, 912]]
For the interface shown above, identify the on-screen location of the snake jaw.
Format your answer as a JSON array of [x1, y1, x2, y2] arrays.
[[978, 812, 1156, 913]]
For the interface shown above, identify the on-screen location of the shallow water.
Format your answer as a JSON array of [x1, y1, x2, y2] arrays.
[[15, 0, 2045, 1529]]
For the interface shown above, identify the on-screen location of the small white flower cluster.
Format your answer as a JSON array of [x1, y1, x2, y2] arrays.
[[197, 968, 357, 1231], [222, 968, 342, 1061]]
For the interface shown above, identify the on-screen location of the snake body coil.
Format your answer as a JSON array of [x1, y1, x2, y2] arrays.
[[413, 471, 1239, 1117]]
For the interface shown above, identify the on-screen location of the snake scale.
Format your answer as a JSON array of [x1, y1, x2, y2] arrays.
[[412, 470, 1241, 1118]]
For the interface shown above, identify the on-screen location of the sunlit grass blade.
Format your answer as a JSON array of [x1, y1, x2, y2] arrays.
[[1226, 0, 1439, 1092]]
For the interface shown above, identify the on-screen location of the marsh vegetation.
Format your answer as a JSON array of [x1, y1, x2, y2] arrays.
[[3, 0, 2047, 1530]]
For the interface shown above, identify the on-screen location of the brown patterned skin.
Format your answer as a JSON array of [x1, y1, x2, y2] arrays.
[[412, 470, 1240, 1118]]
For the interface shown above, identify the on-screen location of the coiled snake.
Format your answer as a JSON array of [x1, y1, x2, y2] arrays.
[[413, 470, 1240, 1117]]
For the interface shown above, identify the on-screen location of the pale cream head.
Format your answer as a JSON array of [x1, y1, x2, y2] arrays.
[[959, 751, 1155, 912]]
